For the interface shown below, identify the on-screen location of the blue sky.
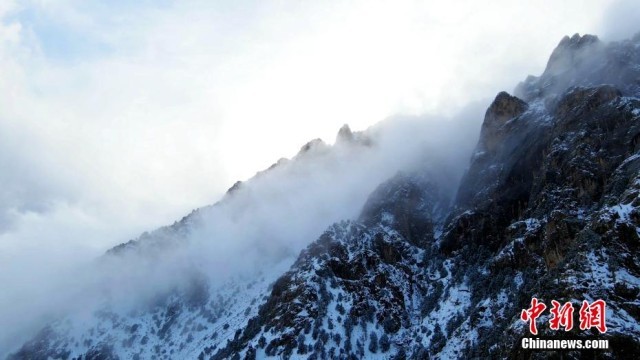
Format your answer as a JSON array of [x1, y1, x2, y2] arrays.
[[6, 0, 171, 61], [13, 7, 111, 61]]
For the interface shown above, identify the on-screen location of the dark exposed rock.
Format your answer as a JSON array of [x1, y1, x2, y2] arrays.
[[335, 123, 373, 147], [516, 33, 640, 102], [480, 91, 529, 153], [544, 33, 601, 79], [359, 172, 448, 248], [226, 180, 244, 195], [298, 138, 326, 154], [336, 124, 354, 144]]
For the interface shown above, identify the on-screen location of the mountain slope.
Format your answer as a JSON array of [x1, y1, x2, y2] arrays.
[[7, 33, 640, 359]]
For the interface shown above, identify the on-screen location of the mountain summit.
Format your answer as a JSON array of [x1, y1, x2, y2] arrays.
[[8, 33, 640, 360]]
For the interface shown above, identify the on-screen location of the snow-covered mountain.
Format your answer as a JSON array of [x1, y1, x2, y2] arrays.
[[7, 33, 640, 359]]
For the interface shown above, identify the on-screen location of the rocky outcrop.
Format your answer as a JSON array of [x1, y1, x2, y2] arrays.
[[220, 33, 640, 358], [359, 172, 448, 248], [9, 33, 640, 360], [479, 92, 529, 154], [438, 34, 640, 358], [212, 220, 429, 359], [336, 124, 355, 144], [335, 124, 373, 147], [515, 33, 640, 102], [544, 34, 601, 79]]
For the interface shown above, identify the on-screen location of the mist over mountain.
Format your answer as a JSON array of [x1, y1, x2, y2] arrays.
[[3, 31, 640, 360], [0, 100, 482, 356]]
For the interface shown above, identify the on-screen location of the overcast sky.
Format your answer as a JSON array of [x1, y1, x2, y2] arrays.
[[0, 0, 638, 272]]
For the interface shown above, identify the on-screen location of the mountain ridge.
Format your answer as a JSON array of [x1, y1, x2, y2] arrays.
[[7, 32, 640, 359]]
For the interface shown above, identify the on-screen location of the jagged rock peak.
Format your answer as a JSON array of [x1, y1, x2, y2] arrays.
[[224, 157, 290, 199], [486, 92, 528, 124], [513, 33, 630, 102], [479, 91, 528, 152], [544, 33, 601, 76], [558, 33, 599, 50], [336, 123, 354, 144], [226, 180, 243, 195], [297, 138, 326, 155], [335, 123, 374, 148]]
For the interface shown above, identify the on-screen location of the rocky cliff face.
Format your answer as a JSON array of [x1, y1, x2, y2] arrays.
[[8, 33, 640, 359]]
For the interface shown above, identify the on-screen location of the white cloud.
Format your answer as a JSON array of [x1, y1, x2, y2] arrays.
[[599, 0, 640, 40]]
